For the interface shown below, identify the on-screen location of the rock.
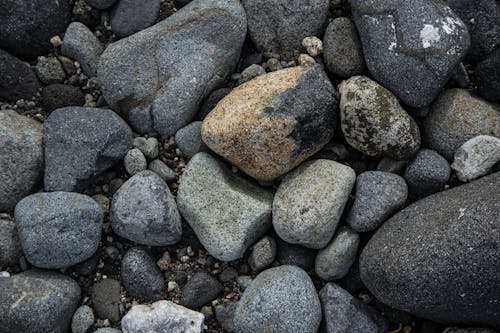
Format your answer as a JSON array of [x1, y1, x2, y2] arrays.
[[423, 89, 500, 159], [98, 0, 246, 137], [241, 0, 329, 59], [124, 148, 147, 175], [214, 302, 237, 333], [196, 88, 232, 121], [35, 56, 66, 84], [376, 158, 407, 175], [452, 135, 500, 182], [404, 149, 450, 198], [148, 159, 176, 182], [0, 110, 43, 212], [85, 0, 117, 9], [180, 272, 224, 310], [234, 265, 321, 333], [0, 219, 23, 267], [238, 64, 266, 85], [72, 305, 95, 333], [323, 17, 365, 77], [298, 53, 316, 66], [133, 137, 159, 159], [175, 122, 207, 159], [121, 300, 204, 333], [0, 50, 41, 102], [319, 283, 388, 333], [351, 0, 470, 108], [219, 267, 238, 283], [339, 76, 421, 160], [0, 270, 80, 333], [110, 0, 161, 37], [62, 22, 103, 77], [72, 251, 100, 277], [15, 192, 103, 269], [110, 170, 182, 246], [273, 159, 355, 248], [443, 328, 498, 333], [276, 240, 317, 270], [0, 0, 71, 59], [248, 236, 277, 272], [475, 49, 500, 103], [360, 172, 500, 327], [94, 329, 122, 333], [347, 171, 408, 232], [44, 107, 133, 192], [177, 153, 274, 261], [302, 36, 323, 57], [90, 279, 121, 324], [42, 84, 85, 112], [122, 248, 165, 302], [202, 65, 337, 181]]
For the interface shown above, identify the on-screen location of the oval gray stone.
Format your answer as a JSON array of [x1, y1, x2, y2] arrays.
[[62, 22, 103, 77]]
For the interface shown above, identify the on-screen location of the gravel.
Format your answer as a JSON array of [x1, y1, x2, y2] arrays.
[[452, 135, 500, 182], [124, 148, 147, 175], [110, 0, 161, 37], [72, 305, 95, 333], [0, 49, 41, 102], [62, 22, 103, 77], [404, 149, 451, 198], [180, 272, 224, 310], [248, 236, 277, 272]]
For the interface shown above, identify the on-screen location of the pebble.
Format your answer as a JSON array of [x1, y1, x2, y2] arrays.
[[298, 54, 316, 66], [85, 0, 117, 9], [177, 153, 274, 261], [94, 329, 122, 333], [15, 192, 103, 269], [452, 135, 500, 182], [340, 76, 420, 160], [302, 36, 323, 57], [219, 267, 238, 283], [72, 305, 95, 333], [0, 219, 23, 267], [62, 22, 103, 77], [0, 50, 42, 102], [148, 159, 176, 182], [347, 171, 408, 232], [248, 236, 277, 272], [237, 276, 253, 291], [92, 194, 110, 215], [180, 272, 224, 310], [174, 121, 207, 159], [475, 49, 500, 103], [214, 302, 237, 333], [133, 137, 160, 159], [196, 88, 232, 120], [110, 170, 182, 246], [35, 56, 66, 84], [42, 84, 85, 112], [404, 149, 450, 198], [238, 64, 266, 85], [90, 279, 122, 324], [265, 57, 283, 71], [124, 148, 147, 175], [276, 239, 317, 270], [202, 65, 337, 181]]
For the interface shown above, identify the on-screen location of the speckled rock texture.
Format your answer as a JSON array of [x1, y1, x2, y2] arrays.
[[451, 135, 500, 182], [0, 219, 23, 266], [0, 50, 42, 102], [62, 22, 103, 77]]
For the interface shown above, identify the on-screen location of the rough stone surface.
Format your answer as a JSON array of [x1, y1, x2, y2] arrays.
[[148, 159, 176, 182], [475, 49, 500, 103], [360, 172, 500, 328], [248, 236, 277, 272], [15, 192, 103, 269], [110, 170, 182, 246], [234, 265, 322, 333], [351, 0, 470, 108], [214, 302, 237, 333], [452, 135, 500, 182], [0, 270, 81, 333], [110, 0, 161, 37], [181, 272, 224, 310], [133, 137, 160, 159], [0, 219, 23, 267], [44, 107, 133, 192], [0, 110, 43, 212], [98, 0, 247, 137], [62, 22, 103, 77], [94, 329, 122, 333], [85, 0, 117, 9], [0, 49, 41, 102], [177, 153, 274, 261], [175, 122, 207, 159], [276, 240, 317, 270], [35, 56, 66, 85], [124, 148, 147, 175], [404, 149, 451, 198], [90, 279, 121, 324], [42, 84, 85, 112], [273, 159, 355, 249], [238, 64, 266, 85], [202, 65, 337, 181], [71, 305, 95, 333]]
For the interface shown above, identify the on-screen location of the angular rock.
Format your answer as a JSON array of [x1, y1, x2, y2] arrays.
[[273, 159, 355, 249], [98, 0, 247, 137], [180, 272, 224, 310], [110, 0, 161, 37], [404, 149, 450, 198], [452, 135, 500, 182], [202, 65, 337, 181], [475, 49, 500, 103], [0, 219, 23, 267], [44, 107, 133, 192], [90, 279, 121, 324], [177, 153, 274, 261], [0, 50, 41, 102], [175, 121, 207, 159], [351, 0, 470, 108], [42, 84, 85, 113], [248, 236, 277, 272], [360, 172, 500, 327], [339, 76, 421, 160]]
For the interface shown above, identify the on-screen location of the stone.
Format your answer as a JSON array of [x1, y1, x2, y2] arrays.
[[238, 64, 266, 85], [475, 49, 500, 103], [124, 148, 147, 175], [44, 107, 133, 192], [15, 192, 103, 269], [181, 272, 224, 310], [376, 157, 407, 175], [0, 270, 80, 333], [423, 89, 500, 160], [347, 171, 408, 232], [90, 279, 121, 324], [85, 0, 117, 9], [196, 88, 232, 121], [35, 56, 66, 84], [443, 328, 498, 333], [62, 22, 104, 77], [110, 170, 182, 246], [234, 265, 321, 333], [319, 283, 388, 333], [110, 0, 161, 37], [360, 172, 500, 328], [323, 17, 365, 78], [0, 219, 23, 267], [219, 267, 238, 283], [98, 0, 247, 137], [276, 240, 317, 270], [202, 65, 337, 181], [72, 305, 95, 333], [214, 302, 237, 333], [0, 110, 43, 212], [121, 300, 204, 333], [248, 236, 277, 272], [175, 122, 207, 159], [404, 149, 450, 198], [148, 159, 176, 182], [298, 54, 316, 66], [72, 252, 100, 277], [177, 153, 274, 261], [42, 84, 85, 112], [452, 135, 500, 182], [133, 137, 160, 159], [241, 0, 329, 59], [339, 76, 421, 160], [302, 36, 323, 57], [94, 329, 122, 333], [121, 248, 165, 302], [351, 0, 470, 108], [0, 0, 71, 59], [0, 50, 41, 102]]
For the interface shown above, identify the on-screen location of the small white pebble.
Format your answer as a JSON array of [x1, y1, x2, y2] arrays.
[[302, 36, 323, 57], [168, 281, 177, 292], [1, 271, 11, 278], [50, 35, 62, 48], [298, 54, 316, 66]]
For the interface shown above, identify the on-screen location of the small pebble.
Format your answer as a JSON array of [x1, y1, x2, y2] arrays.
[[124, 148, 147, 175], [404, 149, 450, 198], [451, 135, 500, 182], [302, 36, 323, 57]]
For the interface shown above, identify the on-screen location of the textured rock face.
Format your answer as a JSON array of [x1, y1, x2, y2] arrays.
[[0, 50, 41, 102], [451, 135, 500, 182], [475, 49, 500, 103], [62, 22, 103, 77], [110, 0, 161, 37], [0, 219, 23, 266], [351, 0, 470, 107], [360, 172, 500, 328], [98, 0, 247, 137], [202, 65, 337, 181]]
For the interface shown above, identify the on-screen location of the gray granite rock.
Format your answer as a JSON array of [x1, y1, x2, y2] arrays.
[[94, 329, 122, 333], [452, 135, 500, 182], [360, 172, 500, 328], [98, 0, 246, 137], [85, 0, 117, 9], [110, 0, 161, 37], [0, 219, 23, 267], [248, 236, 277, 272], [35, 56, 66, 84], [0, 110, 43, 212], [175, 122, 207, 159], [15, 192, 103, 269], [44, 107, 133, 192], [62, 22, 103, 77], [0, 50, 41, 102], [90, 279, 121, 324], [148, 159, 176, 182], [177, 153, 274, 261], [475, 49, 500, 103], [133, 137, 160, 159], [110, 170, 182, 246], [0, 270, 81, 333], [72, 305, 95, 333], [351, 0, 470, 108], [404, 149, 450, 198], [234, 265, 321, 333], [238, 64, 266, 85], [276, 240, 317, 270], [181, 272, 224, 310], [124, 148, 147, 175]]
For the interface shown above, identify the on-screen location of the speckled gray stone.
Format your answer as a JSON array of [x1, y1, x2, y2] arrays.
[[71, 305, 95, 333], [0, 50, 42, 102], [175, 122, 207, 159], [404, 149, 450, 198], [0, 219, 23, 267], [276, 240, 317, 270], [90, 279, 121, 324], [62, 22, 103, 77], [180, 272, 224, 310], [124, 148, 147, 175], [234, 265, 321, 333], [248, 236, 277, 272], [110, 0, 161, 37], [451, 135, 500, 182], [238, 64, 266, 85], [177, 152, 274, 261], [148, 159, 176, 182], [93, 329, 122, 333], [133, 137, 160, 159], [85, 0, 117, 9], [35, 56, 65, 84], [360, 172, 500, 328]]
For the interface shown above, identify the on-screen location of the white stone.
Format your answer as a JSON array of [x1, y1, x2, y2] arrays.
[[302, 36, 323, 57], [451, 135, 500, 182]]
